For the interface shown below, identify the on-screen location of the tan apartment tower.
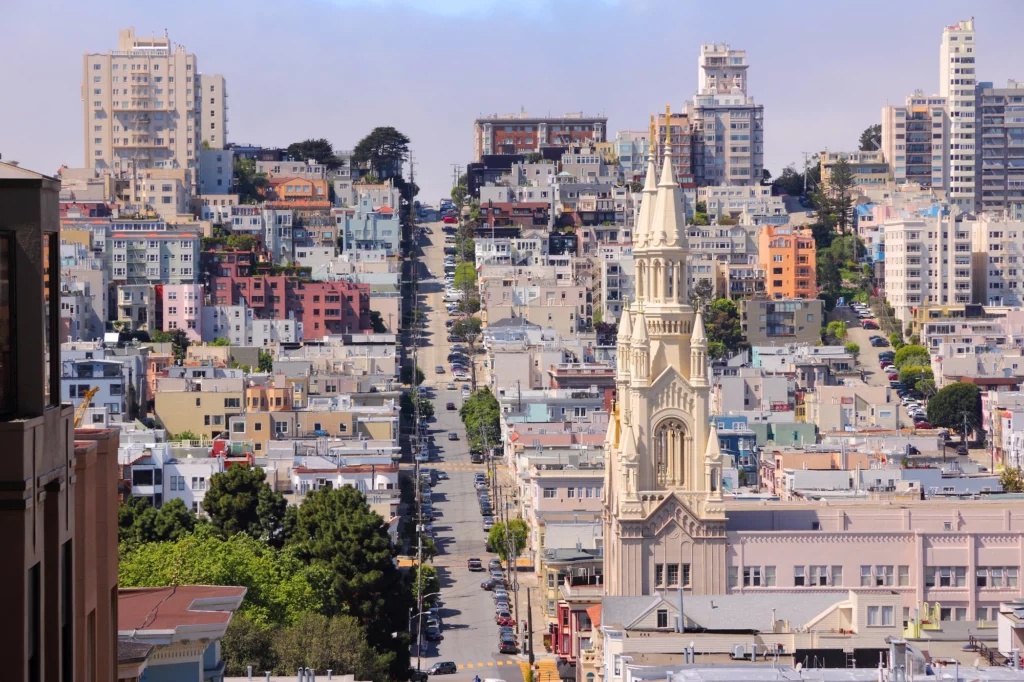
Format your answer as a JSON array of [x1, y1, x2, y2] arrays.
[[199, 74, 229, 149], [82, 28, 200, 175]]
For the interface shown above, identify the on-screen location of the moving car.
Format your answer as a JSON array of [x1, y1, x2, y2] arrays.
[[410, 669, 429, 682], [437, 471, 449, 480], [427, 662, 457, 675], [862, 320, 879, 329], [435, 365, 445, 374], [872, 338, 890, 347], [446, 402, 456, 410], [499, 634, 518, 654], [489, 558, 503, 571], [446, 382, 456, 390], [467, 557, 484, 571], [914, 421, 932, 429], [448, 432, 459, 441]]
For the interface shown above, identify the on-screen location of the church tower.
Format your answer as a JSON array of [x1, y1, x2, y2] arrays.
[[603, 107, 726, 598]]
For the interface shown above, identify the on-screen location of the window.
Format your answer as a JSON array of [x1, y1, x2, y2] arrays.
[[728, 566, 738, 588], [656, 564, 665, 587], [542, 487, 556, 498], [567, 487, 575, 498], [794, 566, 805, 586], [668, 564, 680, 586], [882, 606, 894, 626], [861, 565, 872, 586], [867, 606, 880, 626], [898, 565, 910, 586], [613, 655, 621, 676], [764, 566, 776, 586], [656, 609, 669, 628], [810, 565, 827, 586], [831, 566, 843, 586]]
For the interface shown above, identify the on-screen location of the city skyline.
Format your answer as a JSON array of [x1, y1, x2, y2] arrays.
[[2, 0, 1023, 201]]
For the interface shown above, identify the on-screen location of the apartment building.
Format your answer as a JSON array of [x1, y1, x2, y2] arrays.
[[969, 215, 1024, 305], [696, 184, 787, 224], [198, 148, 234, 195], [154, 375, 245, 439], [820, 150, 889, 190], [162, 283, 204, 340], [108, 230, 200, 284], [740, 298, 824, 346], [483, 281, 590, 336], [337, 193, 401, 256], [598, 245, 635, 320], [884, 213, 972, 325], [940, 18, 977, 211], [615, 129, 652, 182], [881, 91, 949, 191], [685, 43, 764, 186], [82, 28, 200, 174], [473, 113, 607, 161], [198, 73, 228, 149], [116, 283, 156, 331], [976, 80, 1024, 214], [655, 110, 695, 186], [758, 225, 816, 299]]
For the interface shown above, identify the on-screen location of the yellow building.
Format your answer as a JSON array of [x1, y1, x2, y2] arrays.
[[154, 378, 245, 440]]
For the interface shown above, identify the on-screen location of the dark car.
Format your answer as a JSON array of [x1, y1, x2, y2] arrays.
[[499, 635, 518, 654], [467, 557, 484, 571], [862, 320, 879, 329], [446, 402, 456, 410], [410, 669, 429, 682], [424, 626, 442, 641], [427, 662, 457, 675], [448, 432, 459, 441], [481, 578, 503, 590], [872, 338, 889, 347], [957, 444, 969, 455]]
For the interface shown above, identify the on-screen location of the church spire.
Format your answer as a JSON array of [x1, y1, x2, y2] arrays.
[[690, 309, 709, 388], [633, 115, 659, 252], [616, 302, 633, 384]]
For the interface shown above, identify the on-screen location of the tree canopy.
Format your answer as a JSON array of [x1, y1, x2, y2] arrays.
[[1001, 467, 1024, 493], [352, 127, 410, 180], [234, 156, 269, 204], [286, 138, 344, 170], [118, 496, 197, 546], [451, 317, 482, 343], [258, 350, 274, 373], [688, 279, 714, 313], [487, 518, 528, 562], [926, 382, 982, 438], [859, 124, 882, 152], [202, 466, 288, 546], [705, 299, 743, 358], [460, 386, 500, 451], [272, 612, 394, 682], [454, 262, 477, 290], [894, 345, 930, 369]]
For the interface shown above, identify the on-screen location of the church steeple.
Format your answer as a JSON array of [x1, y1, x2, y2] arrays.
[[690, 309, 709, 388], [630, 306, 650, 385], [649, 105, 686, 250], [633, 115, 660, 255], [616, 303, 633, 384]]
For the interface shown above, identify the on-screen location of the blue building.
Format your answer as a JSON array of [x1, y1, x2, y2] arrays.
[[340, 193, 401, 256], [711, 415, 759, 483]]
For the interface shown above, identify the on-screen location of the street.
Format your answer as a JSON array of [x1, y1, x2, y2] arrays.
[[409, 221, 528, 681]]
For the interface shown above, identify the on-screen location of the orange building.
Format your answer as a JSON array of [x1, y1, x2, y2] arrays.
[[265, 176, 329, 203], [758, 224, 816, 299]]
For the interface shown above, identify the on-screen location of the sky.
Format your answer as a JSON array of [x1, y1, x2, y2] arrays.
[[3, 0, 1024, 202]]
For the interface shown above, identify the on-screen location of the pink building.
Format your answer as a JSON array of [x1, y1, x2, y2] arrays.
[[162, 283, 204, 340], [725, 499, 1024, 625]]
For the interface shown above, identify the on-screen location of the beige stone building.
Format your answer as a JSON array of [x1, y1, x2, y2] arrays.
[[82, 28, 200, 176], [603, 131, 724, 597], [199, 74, 228, 149]]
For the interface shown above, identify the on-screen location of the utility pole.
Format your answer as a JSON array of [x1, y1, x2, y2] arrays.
[[801, 151, 813, 196], [526, 586, 534, 664], [451, 163, 462, 191]]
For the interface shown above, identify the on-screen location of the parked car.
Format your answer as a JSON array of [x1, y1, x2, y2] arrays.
[[862, 320, 879, 329], [442, 215, 457, 224], [435, 365, 445, 374], [448, 432, 459, 441], [483, 517, 495, 531], [410, 669, 429, 682], [425, 626, 442, 641], [872, 338, 889, 347], [495, 610, 513, 623], [499, 634, 519, 654], [957, 444, 969, 455], [446, 402, 456, 410], [481, 578, 503, 590], [888, 372, 899, 380], [427, 662, 457, 675], [468, 557, 484, 571]]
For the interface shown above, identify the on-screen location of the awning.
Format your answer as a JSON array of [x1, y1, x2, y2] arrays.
[[556, 661, 577, 681]]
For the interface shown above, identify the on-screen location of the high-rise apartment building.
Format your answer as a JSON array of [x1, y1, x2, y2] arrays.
[[969, 214, 1024, 305], [656, 110, 695, 187], [758, 225, 816, 300], [976, 80, 1024, 215], [685, 43, 764, 186], [82, 28, 200, 174], [940, 18, 977, 211], [199, 74, 228, 149], [881, 91, 949, 191]]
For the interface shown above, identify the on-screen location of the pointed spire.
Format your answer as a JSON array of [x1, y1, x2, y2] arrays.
[[623, 422, 639, 462], [704, 423, 723, 461], [631, 308, 649, 346], [692, 309, 707, 346], [647, 106, 687, 249], [633, 115, 660, 251], [617, 302, 633, 344]]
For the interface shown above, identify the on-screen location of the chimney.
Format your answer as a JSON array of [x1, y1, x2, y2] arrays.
[[247, 665, 253, 680]]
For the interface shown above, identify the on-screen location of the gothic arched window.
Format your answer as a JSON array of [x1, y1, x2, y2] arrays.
[[654, 418, 686, 487]]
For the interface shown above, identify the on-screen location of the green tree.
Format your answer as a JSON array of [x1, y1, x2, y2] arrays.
[[457, 297, 481, 314], [890, 332, 904, 350], [258, 350, 274, 373], [400, 364, 425, 386], [287, 486, 409, 658], [926, 382, 982, 439], [592, 307, 603, 326], [1000, 467, 1024, 493], [817, 251, 843, 299], [859, 124, 882, 152], [695, 201, 707, 214], [234, 156, 269, 204], [369, 310, 388, 333], [118, 525, 327, 627], [487, 518, 528, 562], [451, 184, 469, 207], [772, 164, 805, 197], [273, 613, 394, 682], [454, 262, 477, 290], [352, 127, 411, 179], [150, 330, 174, 343], [400, 392, 434, 421], [171, 328, 191, 362], [286, 138, 343, 170], [451, 317, 482, 343], [411, 564, 440, 605], [825, 320, 848, 344], [173, 430, 201, 442], [203, 466, 288, 545], [460, 386, 500, 452], [899, 366, 934, 394], [894, 345, 930, 369], [825, 157, 855, 233], [222, 612, 279, 676], [210, 337, 232, 347], [689, 279, 714, 312], [688, 212, 710, 226], [845, 342, 860, 358], [705, 299, 743, 355]]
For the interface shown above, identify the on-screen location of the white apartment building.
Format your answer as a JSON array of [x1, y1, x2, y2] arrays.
[[107, 231, 200, 284], [82, 28, 200, 174], [940, 18, 977, 211], [881, 91, 949, 191], [685, 43, 764, 186], [969, 214, 1024, 305], [597, 244, 635, 320], [198, 73, 228, 149], [116, 284, 157, 332], [884, 213, 973, 325], [614, 129, 652, 182], [696, 184, 786, 224]]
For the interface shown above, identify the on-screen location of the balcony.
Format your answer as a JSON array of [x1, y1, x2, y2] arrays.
[[559, 574, 605, 601]]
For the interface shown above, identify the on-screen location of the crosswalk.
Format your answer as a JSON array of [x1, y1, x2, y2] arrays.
[[534, 658, 559, 681], [456, 660, 519, 670]]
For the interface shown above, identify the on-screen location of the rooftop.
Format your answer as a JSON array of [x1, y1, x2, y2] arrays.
[[118, 585, 246, 641]]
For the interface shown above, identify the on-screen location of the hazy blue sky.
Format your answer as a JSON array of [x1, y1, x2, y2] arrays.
[[3, 0, 1024, 202]]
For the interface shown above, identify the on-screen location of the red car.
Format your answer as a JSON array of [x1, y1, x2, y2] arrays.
[[862, 320, 879, 329], [442, 215, 457, 224], [887, 372, 899, 380], [914, 421, 933, 429]]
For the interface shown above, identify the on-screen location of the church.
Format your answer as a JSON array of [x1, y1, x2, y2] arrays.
[[602, 114, 730, 596]]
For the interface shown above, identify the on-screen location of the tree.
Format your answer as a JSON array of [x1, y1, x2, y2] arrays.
[[487, 518, 528, 562], [203, 466, 288, 545], [772, 164, 805, 196], [173, 430, 201, 442], [400, 392, 434, 421], [817, 250, 843, 299], [926, 382, 982, 439], [460, 386, 500, 452], [222, 612, 279, 676], [454, 262, 477, 290], [1000, 467, 1024, 493], [762, 168, 773, 182], [286, 138, 343, 170], [705, 299, 743, 355], [171, 328, 191, 362], [352, 127, 411, 180], [119, 525, 327, 627], [894, 345, 930, 370], [451, 317, 482, 343], [824, 320, 848, 345], [451, 184, 469, 207], [369, 310, 388, 333], [824, 157, 855, 233], [592, 307, 603, 326], [627, 181, 643, 193], [457, 297, 481, 314], [273, 613, 394, 682], [151, 330, 174, 343], [234, 156, 269, 204], [210, 337, 232, 347], [845, 342, 860, 358], [688, 212, 710, 226], [899, 366, 934, 395], [286, 486, 409, 657], [695, 201, 707, 214], [859, 124, 882, 152], [225, 234, 258, 252], [400, 364, 425, 386], [411, 565, 440, 605]]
